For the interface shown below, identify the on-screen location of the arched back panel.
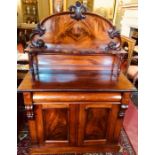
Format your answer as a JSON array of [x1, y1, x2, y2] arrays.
[[28, 2, 121, 54]]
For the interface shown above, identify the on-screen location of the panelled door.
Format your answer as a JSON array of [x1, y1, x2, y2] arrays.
[[34, 103, 77, 146], [77, 102, 120, 146], [34, 102, 120, 146]]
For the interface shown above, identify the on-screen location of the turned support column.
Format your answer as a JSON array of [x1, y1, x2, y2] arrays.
[[113, 92, 131, 142], [23, 92, 37, 144]]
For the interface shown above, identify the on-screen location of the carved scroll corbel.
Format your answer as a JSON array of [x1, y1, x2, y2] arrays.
[[99, 41, 121, 52], [30, 39, 46, 48], [100, 27, 121, 52], [30, 23, 45, 38], [29, 23, 46, 48], [69, 1, 87, 21], [25, 105, 35, 120], [118, 93, 131, 118]]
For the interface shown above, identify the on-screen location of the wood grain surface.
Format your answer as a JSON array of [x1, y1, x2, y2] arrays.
[[18, 72, 136, 92], [26, 12, 121, 53]]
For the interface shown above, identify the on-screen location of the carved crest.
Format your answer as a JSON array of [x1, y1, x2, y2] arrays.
[[69, 1, 87, 20]]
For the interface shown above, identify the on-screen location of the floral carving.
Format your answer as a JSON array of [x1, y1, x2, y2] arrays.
[[69, 1, 87, 21], [29, 23, 46, 48], [100, 41, 121, 52], [108, 28, 120, 39]]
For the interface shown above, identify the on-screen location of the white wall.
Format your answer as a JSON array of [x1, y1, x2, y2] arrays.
[[121, 8, 138, 37]]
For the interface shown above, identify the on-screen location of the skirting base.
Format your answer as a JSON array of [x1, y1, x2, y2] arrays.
[[30, 145, 120, 154]]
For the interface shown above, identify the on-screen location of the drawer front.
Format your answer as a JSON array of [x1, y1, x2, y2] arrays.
[[33, 92, 122, 102]]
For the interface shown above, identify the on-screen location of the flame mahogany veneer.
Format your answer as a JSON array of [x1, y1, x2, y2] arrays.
[[18, 2, 136, 154]]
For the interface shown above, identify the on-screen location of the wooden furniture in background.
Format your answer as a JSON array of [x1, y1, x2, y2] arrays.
[[127, 53, 138, 87], [121, 35, 136, 75], [17, 53, 29, 141], [120, 35, 138, 86], [18, 1, 136, 154], [17, 26, 35, 52], [127, 65, 138, 85]]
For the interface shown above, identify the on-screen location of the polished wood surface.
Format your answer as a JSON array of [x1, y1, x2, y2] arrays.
[[33, 92, 122, 102], [21, 91, 133, 154], [78, 103, 120, 146], [43, 107, 68, 140], [30, 145, 120, 154], [18, 72, 136, 92], [19, 73, 135, 154], [34, 103, 77, 146], [19, 66, 136, 154], [121, 35, 136, 75], [18, 2, 136, 154], [27, 51, 126, 81], [26, 12, 121, 53], [34, 54, 124, 72]]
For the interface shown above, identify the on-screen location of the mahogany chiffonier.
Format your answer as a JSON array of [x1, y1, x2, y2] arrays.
[[18, 2, 136, 154]]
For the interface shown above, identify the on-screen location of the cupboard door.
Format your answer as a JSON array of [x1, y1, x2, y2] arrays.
[[34, 103, 77, 146], [77, 102, 120, 146]]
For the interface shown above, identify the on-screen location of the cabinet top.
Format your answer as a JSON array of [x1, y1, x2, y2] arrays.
[[18, 72, 136, 92]]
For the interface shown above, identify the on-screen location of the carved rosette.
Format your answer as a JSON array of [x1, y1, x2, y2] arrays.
[[100, 41, 121, 52], [69, 1, 87, 21], [29, 23, 46, 48], [118, 93, 131, 118], [101, 27, 121, 52], [108, 28, 120, 39], [25, 105, 35, 120]]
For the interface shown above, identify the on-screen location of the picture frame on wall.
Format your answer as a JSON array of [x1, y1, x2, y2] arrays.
[[49, 0, 117, 22], [53, 0, 64, 13], [66, 0, 93, 12], [49, 0, 67, 14], [93, 0, 116, 21], [120, 0, 138, 5]]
